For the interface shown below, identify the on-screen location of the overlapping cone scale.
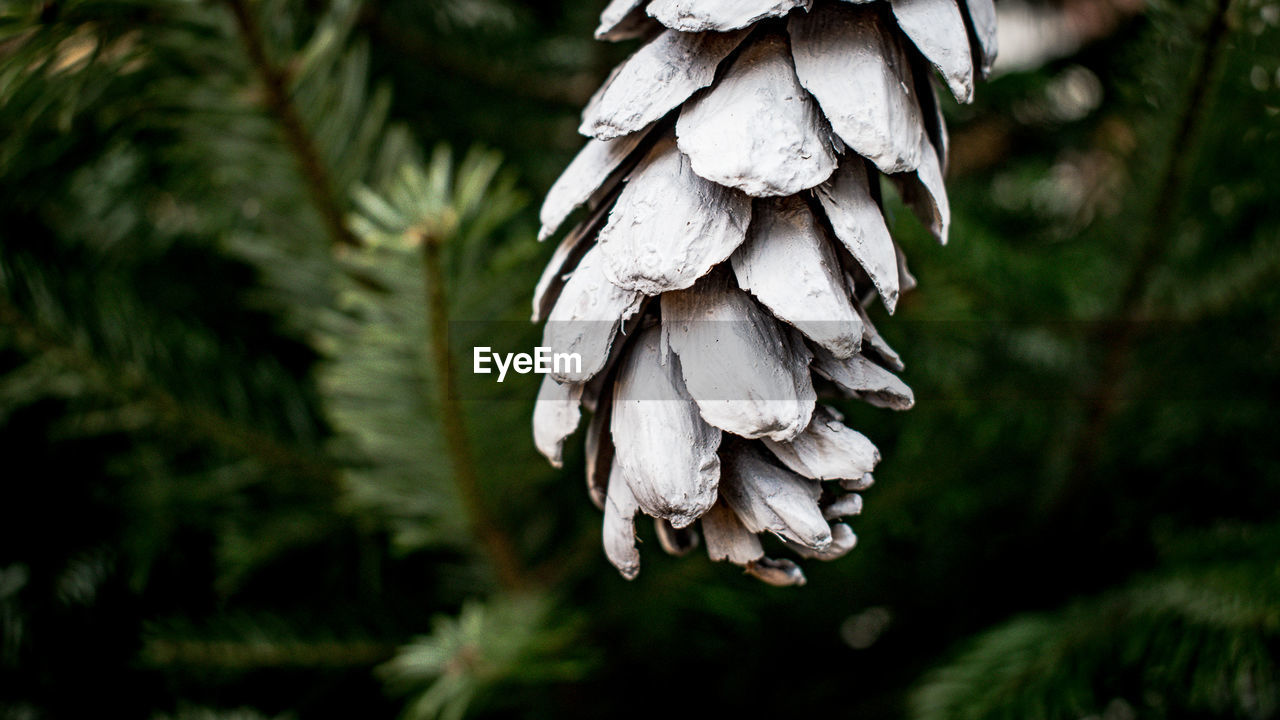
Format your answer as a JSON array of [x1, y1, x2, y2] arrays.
[[531, 0, 993, 584]]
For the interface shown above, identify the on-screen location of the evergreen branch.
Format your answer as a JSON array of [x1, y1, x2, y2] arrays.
[[1115, 0, 1233, 317], [144, 638, 396, 669], [0, 295, 340, 485], [358, 11, 594, 108], [379, 594, 588, 720], [532, 526, 603, 588], [151, 394, 340, 487], [1051, 0, 1235, 512], [156, 707, 293, 720], [222, 0, 362, 250], [909, 539, 1280, 720], [418, 227, 529, 590]]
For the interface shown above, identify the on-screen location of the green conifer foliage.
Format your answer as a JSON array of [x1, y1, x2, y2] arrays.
[[0, 0, 1277, 718]]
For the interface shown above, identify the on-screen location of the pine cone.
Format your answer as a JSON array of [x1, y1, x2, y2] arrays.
[[532, 0, 996, 585]]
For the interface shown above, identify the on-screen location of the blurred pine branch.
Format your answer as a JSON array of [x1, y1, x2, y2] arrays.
[[910, 524, 1280, 720], [1, 1, 560, 716], [332, 147, 534, 585], [1054, 0, 1235, 517], [379, 594, 589, 720]]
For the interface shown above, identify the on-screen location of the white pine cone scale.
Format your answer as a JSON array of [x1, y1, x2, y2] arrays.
[[532, 0, 994, 583]]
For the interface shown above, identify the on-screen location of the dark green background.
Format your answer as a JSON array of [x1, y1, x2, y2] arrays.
[[1, 1, 1278, 718]]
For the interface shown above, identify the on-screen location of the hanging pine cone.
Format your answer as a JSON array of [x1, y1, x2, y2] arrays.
[[532, 0, 996, 586]]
